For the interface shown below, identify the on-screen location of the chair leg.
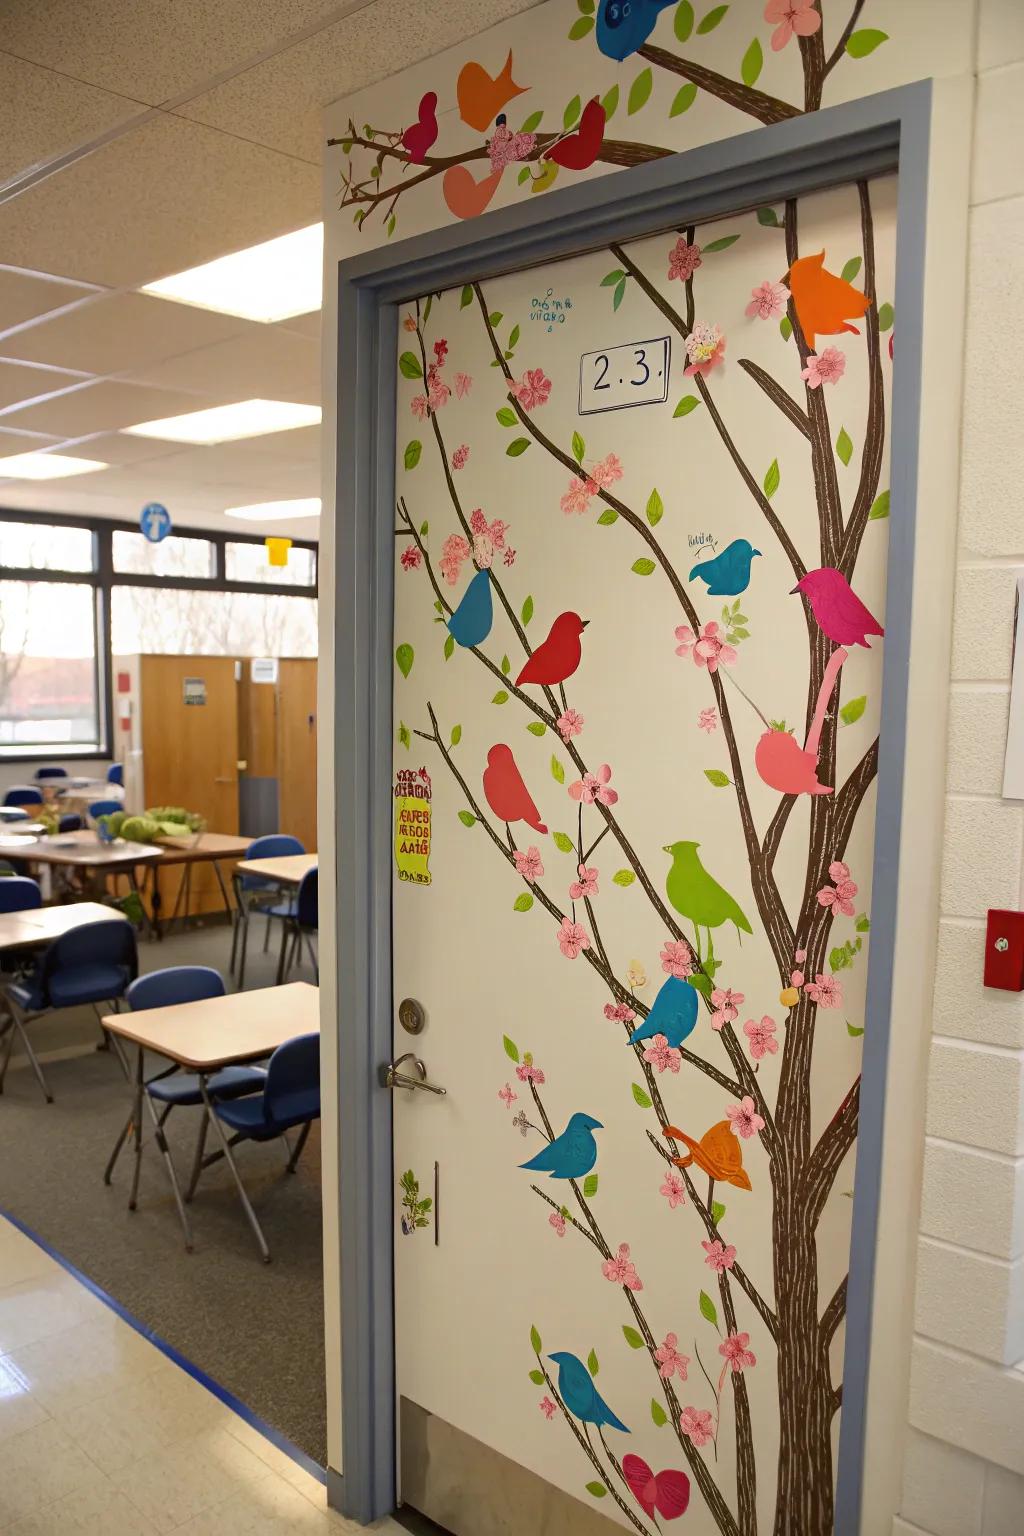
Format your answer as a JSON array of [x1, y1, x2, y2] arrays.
[[186, 1109, 209, 1203], [238, 908, 250, 991], [229, 907, 241, 976], [199, 1081, 270, 1263], [304, 935, 319, 983], [128, 1049, 144, 1211], [139, 1076, 193, 1252], [286, 1121, 312, 1174], [263, 914, 272, 953], [0, 1015, 15, 1095], [104, 1112, 133, 1184], [2, 1007, 52, 1103], [276, 920, 291, 986]]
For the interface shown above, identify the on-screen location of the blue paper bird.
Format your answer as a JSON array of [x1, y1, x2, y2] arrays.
[[596, 0, 675, 62], [626, 974, 699, 1049], [446, 568, 493, 648], [519, 1112, 602, 1180], [549, 1352, 630, 1432], [689, 538, 762, 597]]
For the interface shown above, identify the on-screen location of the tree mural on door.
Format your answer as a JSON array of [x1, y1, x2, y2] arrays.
[[391, 172, 891, 1534]]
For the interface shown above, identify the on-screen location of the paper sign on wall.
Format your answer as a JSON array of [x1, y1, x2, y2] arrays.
[[394, 766, 432, 886], [578, 336, 670, 415], [183, 677, 206, 707], [251, 658, 279, 685]]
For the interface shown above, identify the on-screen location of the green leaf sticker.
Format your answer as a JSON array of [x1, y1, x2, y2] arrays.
[[670, 82, 698, 116], [508, 324, 521, 350], [460, 285, 473, 309], [622, 1325, 645, 1349], [703, 233, 740, 253], [763, 458, 780, 499], [553, 831, 575, 854], [567, 14, 593, 38], [530, 1324, 542, 1354], [395, 643, 414, 679], [612, 277, 627, 311], [628, 67, 653, 115], [488, 311, 503, 326], [847, 1020, 865, 1037], [841, 256, 863, 284], [674, 0, 695, 41], [507, 437, 530, 457], [587, 1348, 599, 1376], [398, 722, 410, 750], [757, 206, 781, 227], [503, 1035, 520, 1062], [855, 914, 871, 933], [520, 110, 544, 133], [404, 440, 422, 471], [600, 269, 625, 288], [501, 654, 511, 675], [551, 756, 565, 785], [741, 38, 763, 87], [496, 406, 518, 427], [869, 489, 890, 520], [563, 94, 581, 130], [697, 4, 729, 33], [673, 394, 700, 417], [522, 595, 534, 626], [699, 1290, 718, 1327], [840, 695, 866, 726], [443, 634, 455, 661], [492, 690, 509, 705], [631, 558, 656, 576], [517, 166, 531, 185], [572, 430, 586, 463], [526, 722, 546, 736], [419, 520, 428, 537], [836, 427, 853, 466], [513, 893, 534, 913], [597, 508, 619, 525], [458, 810, 476, 827], [583, 1173, 599, 1198], [704, 768, 730, 787], [632, 1082, 652, 1109], [877, 301, 894, 332], [612, 869, 635, 887], [398, 352, 422, 380], [780, 315, 793, 341], [646, 488, 664, 527], [585, 1483, 607, 1499], [689, 971, 712, 1000], [846, 27, 889, 57], [601, 84, 619, 120], [711, 1200, 726, 1225], [651, 1398, 668, 1427], [450, 725, 462, 747]]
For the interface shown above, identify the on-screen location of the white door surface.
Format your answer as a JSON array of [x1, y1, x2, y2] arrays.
[[391, 178, 896, 1535]]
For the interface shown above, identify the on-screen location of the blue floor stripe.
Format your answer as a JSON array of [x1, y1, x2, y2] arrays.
[[0, 1205, 327, 1487]]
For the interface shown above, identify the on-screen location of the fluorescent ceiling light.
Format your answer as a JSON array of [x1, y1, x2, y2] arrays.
[[0, 451, 108, 480], [122, 399, 321, 444], [224, 498, 321, 522], [141, 224, 323, 323]]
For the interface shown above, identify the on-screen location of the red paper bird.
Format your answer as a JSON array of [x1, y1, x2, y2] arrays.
[[401, 91, 439, 164], [543, 98, 606, 172], [786, 251, 872, 351], [515, 612, 589, 687], [483, 744, 547, 834], [457, 51, 527, 133], [791, 567, 884, 649]]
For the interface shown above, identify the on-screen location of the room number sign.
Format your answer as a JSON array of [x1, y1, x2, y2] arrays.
[[578, 336, 670, 415]]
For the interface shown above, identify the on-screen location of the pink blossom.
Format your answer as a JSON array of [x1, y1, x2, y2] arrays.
[[764, 0, 821, 52], [660, 1170, 686, 1209], [679, 1406, 714, 1447], [516, 1059, 545, 1084], [539, 1395, 557, 1418], [513, 846, 544, 883], [726, 1095, 765, 1140], [569, 864, 599, 901], [745, 279, 788, 320], [454, 372, 472, 398], [604, 1001, 637, 1024], [790, 969, 805, 988], [719, 1332, 757, 1372], [410, 394, 429, 421], [794, 947, 807, 963], [548, 1211, 566, 1237], [710, 987, 743, 1030], [601, 1242, 643, 1291], [568, 763, 618, 807], [400, 545, 422, 572], [590, 453, 623, 489], [829, 860, 851, 883], [511, 368, 552, 410], [469, 507, 488, 535], [684, 323, 726, 377], [668, 239, 702, 283], [427, 376, 451, 411], [675, 621, 737, 673], [817, 875, 858, 917], [661, 940, 694, 980], [433, 338, 448, 363], [698, 706, 718, 734], [468, 512, 509, 569], [451, 444, 469, 470], [804, 973, 842, 1009], [503, 546, 517, 567], [560, 477, 594, 516], [743, 1015, 779, 1061], [654, 1333, 690, 1381], [556, 708, 584, 741], [557, 918, 590, 960], [702, 1239, 737, 1273], [801, 346, 846, 388], [439, 533, 470, 586], [643, 1033, 682, 1075], [402, 314, 417, 333], [498, 1083, 518, 1109], [488, 123, 536, 171]]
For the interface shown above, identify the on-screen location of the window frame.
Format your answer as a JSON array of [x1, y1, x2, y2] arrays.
[[0, 508, 318, 763]]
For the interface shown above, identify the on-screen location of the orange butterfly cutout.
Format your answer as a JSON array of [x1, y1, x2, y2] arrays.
[[786, 251, 871, 352], [662, 1120, 752, 1191]]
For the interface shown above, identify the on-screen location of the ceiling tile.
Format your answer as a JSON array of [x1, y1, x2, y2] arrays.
[[127, 327, 319, 403], [0, 291, 256, 375], [0, 50, 147, 185], [245, 422, 321, 461], [274, 310, 321, 340], [0, 267, 101, 333], [100, 439, 318, 487], [1, 380, 216, 435], [52, 433, 199, 467], [0, 425, 63, 453], [0, 114, 320, 288], [0, 360, 88, 410]]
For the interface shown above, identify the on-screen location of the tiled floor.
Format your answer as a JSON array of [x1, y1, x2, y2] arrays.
[[0, 1217, 402, 1535]]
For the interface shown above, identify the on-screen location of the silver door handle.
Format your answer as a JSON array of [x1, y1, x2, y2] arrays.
[[382, 1052, 446, 1095]]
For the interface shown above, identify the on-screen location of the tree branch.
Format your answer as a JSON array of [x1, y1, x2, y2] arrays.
[[838, 180, 885, 579], [737, 359, 811, 439], [820, 1274, 847, 1350], [823, 0, 867, 78], [806, 1074, 860, 1222], [674, 1157, 778, 1342], [638, 43, 801, 125]]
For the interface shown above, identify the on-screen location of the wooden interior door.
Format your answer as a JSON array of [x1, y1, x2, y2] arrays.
[[276, 659, 317, 853]]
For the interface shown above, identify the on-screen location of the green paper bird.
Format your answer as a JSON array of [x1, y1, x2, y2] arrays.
[[663, 840, 753, 957]]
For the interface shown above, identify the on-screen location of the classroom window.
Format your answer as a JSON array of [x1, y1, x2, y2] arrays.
[[111, 586, 318, 658], [0, 580, 100, 754], [112, 530, 216, 579], [0, 520, 94, 573], [224, 541, 316, 587]]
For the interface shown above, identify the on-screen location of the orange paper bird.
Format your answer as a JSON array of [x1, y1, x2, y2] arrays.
[[457, 51, 528, 133], [442, 164, 504, 221], [786, 251, 871, 351], [483, 744, 547, 834], [662, 1121, 752, 1191]]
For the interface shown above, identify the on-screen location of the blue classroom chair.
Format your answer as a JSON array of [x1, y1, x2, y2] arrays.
[[107, 764, 124, 786], [278, 867, 318, 985], [88, 799, 123, 820], [230, 834, 305, 989], [3, 788, 40, 808], [0, 877, 42, 914], [34, 767, 68, 782], [58, 814, 83, 833]]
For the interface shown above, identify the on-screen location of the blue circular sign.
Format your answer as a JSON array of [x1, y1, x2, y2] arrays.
[[140, 502, 171, 542]]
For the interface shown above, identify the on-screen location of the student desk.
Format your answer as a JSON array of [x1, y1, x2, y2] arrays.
[[147, 833, 253, 937], [101, 981, 319, 1258], [14, 832, 162, 936], [234, 853, 317, 887]]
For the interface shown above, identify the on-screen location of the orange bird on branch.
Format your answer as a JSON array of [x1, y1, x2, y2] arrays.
[[483, 744, 547, 834], [457, 51, 527, 132], [662, 1121, 752, 1191], [516, 612, 589, 687], [786, 251, 871, 351]]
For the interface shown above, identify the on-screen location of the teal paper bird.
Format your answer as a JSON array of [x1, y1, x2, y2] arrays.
[[689, 539, 761, 596], [664, 841, 753, 954], [627, 975, 698, 1049], [520, 1112, 602, 1180], [548, 1351, 630, 1432], [447, 569, 492, 648]]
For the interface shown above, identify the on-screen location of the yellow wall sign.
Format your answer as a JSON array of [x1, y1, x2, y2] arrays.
[[394, 766, 432, 886]]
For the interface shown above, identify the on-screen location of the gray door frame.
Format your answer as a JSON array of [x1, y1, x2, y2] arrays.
[[330, 79, 933, 1533]]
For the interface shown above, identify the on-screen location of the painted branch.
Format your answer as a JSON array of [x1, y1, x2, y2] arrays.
[[838, 180, 885, 579], [797, 21, 827, 113], [737, 359, 811, 439], [806, 1075, 860, 1223], [637, 43, 801, 126], [823, 0, 867, 78], [819, 1274, 848, 1349], [537, 1354, 655, 1535], [675, 1158, 778, 1342], [530, 1183, 601, 1251]]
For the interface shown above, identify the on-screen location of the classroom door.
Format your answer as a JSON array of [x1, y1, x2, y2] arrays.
[[391, 180, 896, 1535]]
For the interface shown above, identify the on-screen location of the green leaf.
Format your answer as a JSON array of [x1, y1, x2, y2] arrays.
[[398, 722, 410, 750], [847, 1020, 865, 1037], [492, 690, 509, 705], [488, 311, 503, 326], [632, 1082, 652, 1109], [628, 67, 653, 115], [836, 427, 853, 466], [601, 84, 619, 120], [520, 110, 544, 133], [613, 869, 636, 887], [522, 595, 534, 626], [586, 1349, 600, 1377], [503, 1035, 520, 1062], [711, 1200, 726, 1225], [599, 267, 624, 288], [443, 633, 455, 661], [517, 165, 531, 185], [673, 394, 700, 418], [841, 256, 863, 284], [631, 558, 656, 576], [671, 81, 698, 116], [869, 489, 890, 520], [514, 893, 534, 913], [674, 0, 695, 42], [703, 233, 740, 253], [688, 971, 713, 1000], [526, 722, 546, 736], [398, 351, 422, 380], [855, 914, 871, 933], [780, 314, 793, 341], [507, 437, 530, 457], [741, 38, 763, 86], [583, 1173, 599, 1199], [585, 1483, 607, 1499], [450, 724, 462, 747], [612, 278, 627, 311], [651, 1398, 668, 1427], [551, 756, 565, 785], [697, 3, 729, 33], [458, 809, 476, 827], [496, 406, 518, 427], [757, 206, 781, 227], [571, 430, 586, 463], [419, 520, 428, 537], [508, 324, 521, 349], [501, 654, 511, 675], [699, 1290, 718, 1327], [395, 643, 414, 679], [878, 301, 894, 332], [528, 1368, 544, 1384], [830, 945, 851, 973], [553, 831, 575, 854], [563, 94, 581, 130], [840, 695, 866, 726], [597, 508, 618, 525], [568, 15, 593, 38], [404, 440, 422, 471], [460, 285, 473, 309], [763, 458, 780, 499], [846, 27, 889, 57], [645, 488, 664, 527], [622, 1325, 645, 1349], [530, 1324, 542, 1354], [704, 768, 730, 787]]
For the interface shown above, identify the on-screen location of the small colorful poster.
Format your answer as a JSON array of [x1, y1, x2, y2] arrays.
[[394, 766, 432, 886]]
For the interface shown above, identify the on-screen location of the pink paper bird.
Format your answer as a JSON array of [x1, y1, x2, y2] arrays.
[[755, 648, 848, 796], [792, 567, 884, 648]]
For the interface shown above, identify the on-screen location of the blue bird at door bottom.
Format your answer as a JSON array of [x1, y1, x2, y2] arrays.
[[447, 568, 493, 648], [548, 1352, 630, 1432]]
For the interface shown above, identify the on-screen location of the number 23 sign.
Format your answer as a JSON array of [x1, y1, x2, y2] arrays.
[[578, 336, 670, 416]]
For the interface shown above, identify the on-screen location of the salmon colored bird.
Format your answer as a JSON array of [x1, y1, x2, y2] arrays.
[[457, 51, 528, 133], [515, 612, 589, 687], [662, 1121, 752, 1192], [442, 164, 504, 221], [483, 744, 547, 834], [786, 251, 872, 351], [400, 91, 438, 164], [543, 98, 606, 172]]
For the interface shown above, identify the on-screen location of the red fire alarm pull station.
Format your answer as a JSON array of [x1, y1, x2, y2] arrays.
[[984, 910, 1024, 991]]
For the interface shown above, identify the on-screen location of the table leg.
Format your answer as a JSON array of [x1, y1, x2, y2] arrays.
[[199, 1078, 270, 1262], [128, 1046, 144, 1211], [149, 866, 163, 942], [212, 860, 233, 927], [129, 1044, 194, 1251]]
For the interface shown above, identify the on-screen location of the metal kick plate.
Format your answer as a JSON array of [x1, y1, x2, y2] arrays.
[[398, 997, 426, 1035]]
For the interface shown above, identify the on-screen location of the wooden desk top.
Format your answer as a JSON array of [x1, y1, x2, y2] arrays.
[[0, 902, 128, 951], [102, 981, 319, 1070], [153, 833, 253, 864], [17, 831, 164, 868], [235, 854, 317, 885]]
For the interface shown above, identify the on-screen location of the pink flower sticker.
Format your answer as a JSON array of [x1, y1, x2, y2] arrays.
[[513, 846, 544, 883], [804, 973, 842, 1008], [742, 1015, 779, 1061], [548, 1211, 566, 1238], [710, 987, 743, 1030], [654, 1333, 690, 1381], [511, 368, 552, 410], [702, 1239, 737, 1273], [601, 1242, 643, 1291], [679, 1406, 714, 1447], [801, 347, 846, 388], [400, 546, 422, 572], [517, 1060, 545, 1084], [698, 706, 718, 734], [668, 239, 702, 283], [604, 1001, 637, 1023], [454, 371, 472, 398], [590, 453, 623, 488], [410, 394, 429, 421], [660, 1170, 686, 1209], [451, 444, 469, 471], [568, 764, 618, 806], [746, 279, 788, 319], [764, 0, 821, 51], [557, 918, 590, 959], [498, 1083, 518, 1109], [556, 708, 584, 741], [661, 940, 693, 979], [675, 621, 737, 674], [539, 1395, 557, 1419], [560, 477, 593, 516], [439, 533, 471, 586], [684, 323, 726, 377], [719, 1331, 757, 1372], [726, 1095, 765, 1140], [642, 1033, 682, 1074], [569, 864, 599, 901]]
